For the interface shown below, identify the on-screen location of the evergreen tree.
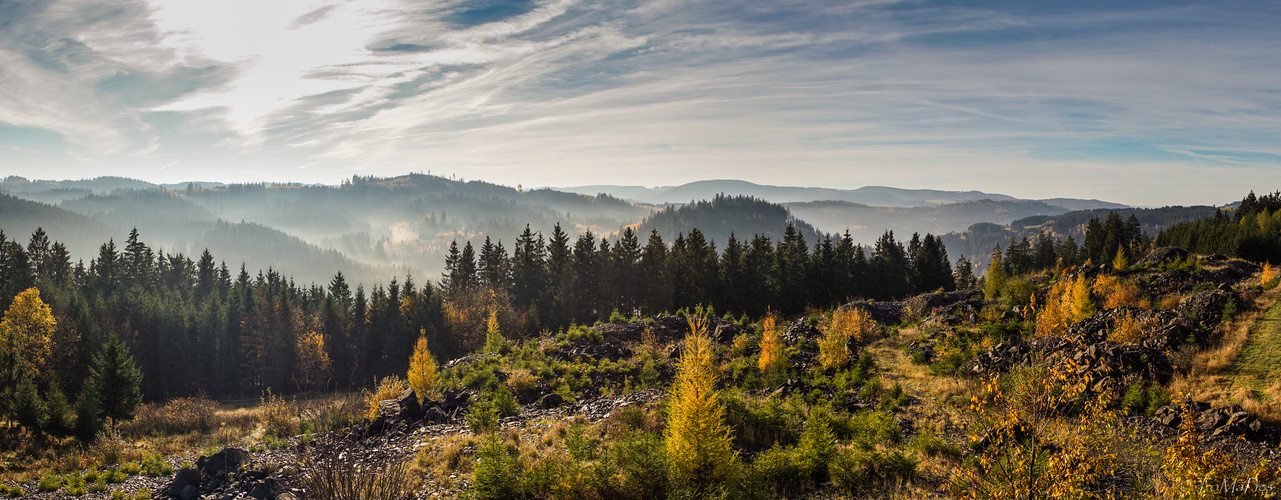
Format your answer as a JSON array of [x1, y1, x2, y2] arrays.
[[90, 336, 143, 429], [954, 255, 977, 290], [639, 230, 671, 314]]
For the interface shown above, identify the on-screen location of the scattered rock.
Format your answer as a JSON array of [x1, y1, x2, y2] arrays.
[[197, 448, 250, 477], [1138, 247, 1191, 267], [540, 393, 565, 409]]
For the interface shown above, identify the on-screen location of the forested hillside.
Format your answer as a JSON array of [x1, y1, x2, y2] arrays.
[[630, 194, 822, 246], [940, 204, 1222, 272], [785, 198, 1075, 243]]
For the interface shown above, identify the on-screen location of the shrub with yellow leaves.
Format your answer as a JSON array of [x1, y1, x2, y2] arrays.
[[950, 360, 1120, 499], [1068, 275, 1096, 324], [364, 376, 408, 420], [1111, 311, 1144, 344], [1155, 402, 1279, 499], [1093, 275, 1146, 309], [818, 308, 876, 371], [1262, 263, 1279, 289], [1035, 279, 1072, 337]]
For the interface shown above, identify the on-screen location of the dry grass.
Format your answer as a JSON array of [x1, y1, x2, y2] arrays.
[[0, 391, 359, 483], [1168, 286, 1281, 420]]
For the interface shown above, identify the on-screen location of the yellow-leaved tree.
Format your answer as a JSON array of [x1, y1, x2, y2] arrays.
[[1112, 248, 1129, 272], [757, 314, 784, 373], [293, 329, 332, 391], [1068, 274, 1096, 323], [0, 287, 56, 377], [482, 308, 504, 353], [407, 333, 437, 402], [818, 308, 875, 371], [667, 315, 739, 497], [1035, 278, 1071, 337], [1262, 262, 1279, 288]]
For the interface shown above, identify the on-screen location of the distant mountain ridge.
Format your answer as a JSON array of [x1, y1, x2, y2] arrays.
[[0, 174, 1149, 287], [558, 179, 1129, 210]]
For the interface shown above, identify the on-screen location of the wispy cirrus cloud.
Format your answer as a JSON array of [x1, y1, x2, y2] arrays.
[[0, 0, 1278, 205]]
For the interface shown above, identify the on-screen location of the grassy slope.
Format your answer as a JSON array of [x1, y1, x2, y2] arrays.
[[1228, 296, 1281, 399]]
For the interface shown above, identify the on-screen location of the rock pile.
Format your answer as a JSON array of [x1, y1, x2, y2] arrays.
[[969, 337, 1172, 384], [1154, 402, 1271, 441], [1179, 286, 1241, 328], [592, 315, 743, 346], [164, 448, 297, 500], [350, 388, 472, 439]]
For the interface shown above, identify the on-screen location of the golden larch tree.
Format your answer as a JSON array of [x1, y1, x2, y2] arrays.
[[293, 329, 331, 391], [757, 314, 784, 373], [667, 315, 739, 496], [407, 333, 438, 402], [0, 287, 56, 377], [482, 308, 504, 353], [1068, 274, 1096, 324]]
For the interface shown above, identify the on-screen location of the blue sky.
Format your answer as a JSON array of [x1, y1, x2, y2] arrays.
[[0, 0, 1278, 205]]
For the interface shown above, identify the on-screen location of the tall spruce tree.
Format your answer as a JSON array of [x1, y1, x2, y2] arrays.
[[90, 335, 143, 429]]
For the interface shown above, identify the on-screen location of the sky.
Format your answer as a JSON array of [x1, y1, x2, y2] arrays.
[[0, 0, 1278, 206]]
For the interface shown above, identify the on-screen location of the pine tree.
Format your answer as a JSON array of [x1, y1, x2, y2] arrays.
[[407, 333, 437, 402], [666, 315, 739, 496], [91, 336, 143, 429]]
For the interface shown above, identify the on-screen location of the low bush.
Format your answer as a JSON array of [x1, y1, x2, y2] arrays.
[[141, 454, 173, 476], [91, 427, 127, 465], [473, 433, 521, 500], [297, 441, 417, 500], [363, 376, 408, 420], [122, 396, 218, 437], [37, 473, 63, 492], [909, 430, 962, 459], [830, 449, 916, 494], [259, 389, 297, 439]]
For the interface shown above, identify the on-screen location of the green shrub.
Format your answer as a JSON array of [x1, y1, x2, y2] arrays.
[[37, 473, 63, 492], [118, 462, 141, 475], [110, 490, 128, 500], [474, 433, 521, 500], [1120, 380, 1148, 416], [840, 411, 901, 450], [106, 469, 127, 483], [796, 409, 836, 483], [565, 420, 594, 461], [909, 430, 962, 459], [134, 487, 153, 500], [830, 449, 916, 494], [749, 445, 809, 498], [1147, 385, 1172, 416], [64, 473, 87, 496], [491, 386, 520, 418], [467, 397, 499, 435], [87, 478, 107, 494], [606, 431, 670, 500], [5, 485, 24, 497], [141, 454, 173, 476]]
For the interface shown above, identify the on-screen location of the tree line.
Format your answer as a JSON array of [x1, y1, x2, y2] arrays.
[[0, 222, 960, 405], [1156, 191, 1281, 264]]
